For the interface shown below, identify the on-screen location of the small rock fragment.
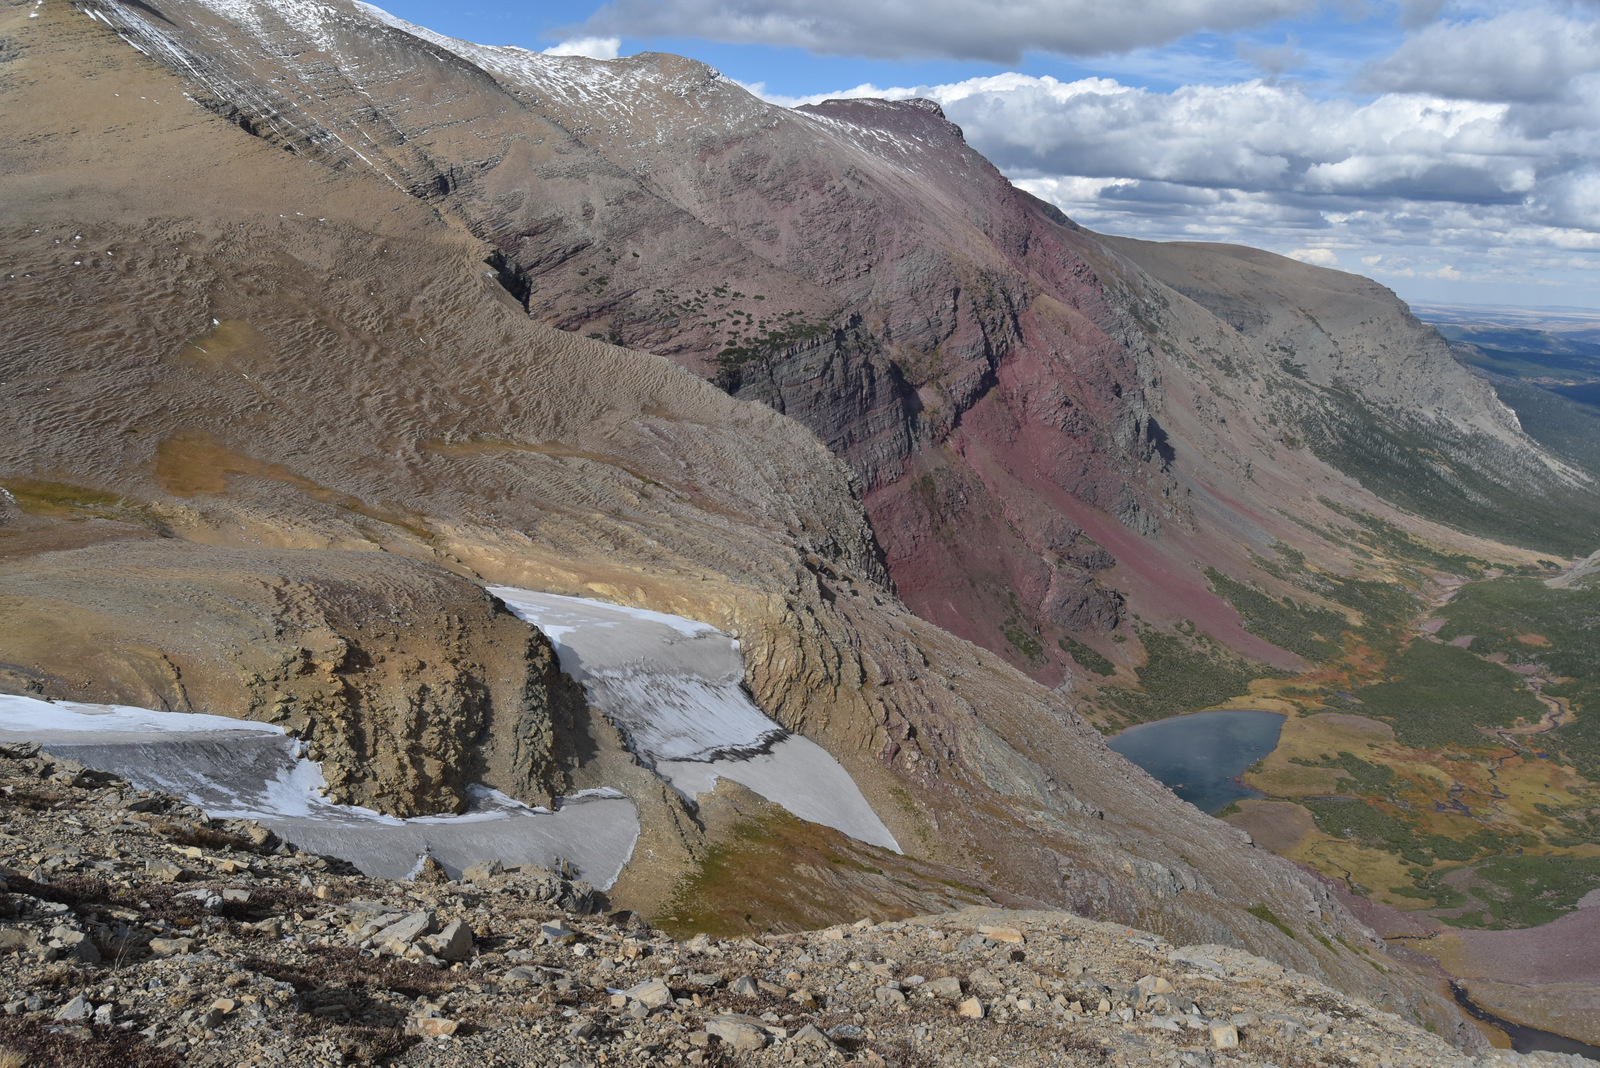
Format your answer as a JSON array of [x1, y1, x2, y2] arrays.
[[622, 978, 673, 1009], [145, 858, 185, 882], [375, 910, 434, 948], [55, 995, 92, 1022], [706, 1014, 767, 1051], [425, 919, 474, 961], [462, 858, 503, 883], [1212, 1023, 1239, 1049], [957, 997, 985, 1020], [407, 1016, 458, 1038], [503, 966, 546, 984], [792, 1023, 834, 1050]]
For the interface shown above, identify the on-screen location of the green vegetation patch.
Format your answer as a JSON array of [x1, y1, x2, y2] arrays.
[[712, 317, 838, 391], [1204, 567, 1348, 661], [1483, 374, 1600, 479], [1245, 903, 1297, 941], [0, 477, 169, 531], [1433, 574, 1600, 779], [1107, 630, 1280, 723], [1302, 799, 1489, 868], [1289, 750, 1395, 794], [1058, 634, 1115, 677], [1000, 592, 1047, 667], [1252, 538, 1419, 652], [1351, 640, 1545, 750], [1317, 501, 1492, 575], [1456, 853, 1600, 929], [1300, 389, 1600, 556]]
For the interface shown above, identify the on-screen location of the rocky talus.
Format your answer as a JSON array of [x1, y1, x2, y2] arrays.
[[1, 747, 1586, 1068]]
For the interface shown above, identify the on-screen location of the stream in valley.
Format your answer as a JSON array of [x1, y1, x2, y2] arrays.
[[1452, 983, 1600, 1059]]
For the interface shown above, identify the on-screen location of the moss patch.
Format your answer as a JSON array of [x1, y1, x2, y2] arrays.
[[654, 808, 988, 940]]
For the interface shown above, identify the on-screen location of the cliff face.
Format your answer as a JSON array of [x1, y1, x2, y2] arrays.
[[0, 538, 571, 817], [0, 0, 1530, 1038]]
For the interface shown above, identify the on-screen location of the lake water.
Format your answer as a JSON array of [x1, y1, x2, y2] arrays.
[[1109, 709, 1287, 813]]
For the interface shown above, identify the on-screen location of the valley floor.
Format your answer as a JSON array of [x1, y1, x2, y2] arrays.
[[1085, 529, 1600, 1053]]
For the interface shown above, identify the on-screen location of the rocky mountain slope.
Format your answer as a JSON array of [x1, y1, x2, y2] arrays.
[[4, 746, 1586, 1068], [46, 0, 1597, 692], [4, 0, 1593, 1051]]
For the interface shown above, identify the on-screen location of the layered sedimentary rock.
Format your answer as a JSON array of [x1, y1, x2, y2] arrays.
[[48, 0, 1580, 686], [0, 540, 578, 815]]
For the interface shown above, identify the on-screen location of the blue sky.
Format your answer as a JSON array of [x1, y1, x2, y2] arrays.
[[372, 1, 1600, 311]]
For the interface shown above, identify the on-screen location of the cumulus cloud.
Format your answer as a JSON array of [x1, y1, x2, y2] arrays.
[[583, 0, 1310, 63], [709, 2, 1600, 302], [770, 61, 1600, 300], [541, 35, 621, 59], [1358, 8, 1600, 102], [1396, 0, 1447, 28], [914, 73, 1551, 205]]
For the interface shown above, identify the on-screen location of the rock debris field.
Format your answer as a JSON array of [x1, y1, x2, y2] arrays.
[[0, 743, 1591, 1068]]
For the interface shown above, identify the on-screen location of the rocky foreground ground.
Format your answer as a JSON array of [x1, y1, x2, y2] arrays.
[[0, 743, 1591, 1068]]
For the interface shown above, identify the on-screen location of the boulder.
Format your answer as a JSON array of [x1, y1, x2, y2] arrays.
[[622, 978, 674, 1009], [706, 1014, 767, 1051], [375, 910, 434, 948]]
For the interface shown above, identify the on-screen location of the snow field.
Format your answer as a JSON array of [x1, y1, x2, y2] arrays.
[[0, 693, 638, 886], [491, 587, 901, 853]]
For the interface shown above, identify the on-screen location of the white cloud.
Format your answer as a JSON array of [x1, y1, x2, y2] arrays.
[[1359, 8, 1600, 102], [771, 54, 1600, 303], [688, 2, 1600, 304], [734, 79, 890, 108], [584, 0, 1310, 63], [541, 36, 621, 60], [907, 73, 1552, 205]]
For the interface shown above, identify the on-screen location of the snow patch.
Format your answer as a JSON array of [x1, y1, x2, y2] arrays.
[[657, 735, 901, 852], [491, 587, 901, 853], [0, 693, 638, 885], [491, 586, 778, 763]]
